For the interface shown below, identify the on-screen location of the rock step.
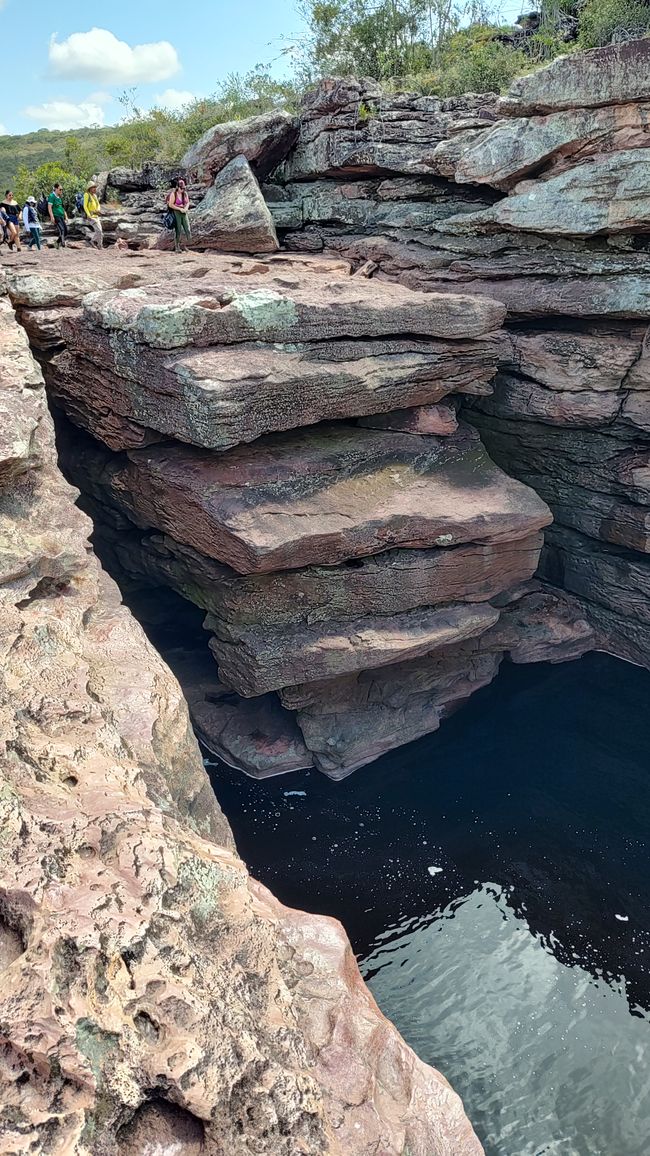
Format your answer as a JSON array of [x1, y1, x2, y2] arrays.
[[207, 602, 500, 697], [54, 326, 499, 451], [85, 496, 542, 629], [280, 588, 594, 778], [82, 268, 506, 348], [92, 422, 551, 574]]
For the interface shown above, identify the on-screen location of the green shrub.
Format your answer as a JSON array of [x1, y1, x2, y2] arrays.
[[578, 0, 650, 47], [436, 26, 527, 96], [13, 161, 81, 213]]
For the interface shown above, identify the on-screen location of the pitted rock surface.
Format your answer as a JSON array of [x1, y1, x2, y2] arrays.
[[0, 257, 485, 1155]]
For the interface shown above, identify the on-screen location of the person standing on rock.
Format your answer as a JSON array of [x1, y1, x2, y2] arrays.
[[22, 197, 42, 250], [167, 177, 191, 252], [83, 180, 103, 249], [1, 191, 22, 251], [48, 183, 68, 248]]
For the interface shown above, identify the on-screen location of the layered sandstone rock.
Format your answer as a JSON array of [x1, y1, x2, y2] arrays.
[[0, 261, 484, 1154], [4, 247, 552, 781], [283, 77, 498, 180], [266, 42, 650, 675]]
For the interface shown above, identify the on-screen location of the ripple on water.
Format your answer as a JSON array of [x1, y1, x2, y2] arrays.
[[363, 884, 650, 1156]]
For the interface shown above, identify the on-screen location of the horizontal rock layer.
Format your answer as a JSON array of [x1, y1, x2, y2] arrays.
[[1, 257, 484, 1154], [74, 420, 551, 575]]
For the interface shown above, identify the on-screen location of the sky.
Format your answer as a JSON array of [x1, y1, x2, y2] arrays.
[[0, 0, 528, 137], [0, 0, 308, 136]]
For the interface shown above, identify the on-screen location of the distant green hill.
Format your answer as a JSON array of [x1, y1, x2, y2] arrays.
[[0, 125, 115, 192]]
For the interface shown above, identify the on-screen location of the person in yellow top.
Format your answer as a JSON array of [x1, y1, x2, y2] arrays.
[[83, 180, 102, 250]]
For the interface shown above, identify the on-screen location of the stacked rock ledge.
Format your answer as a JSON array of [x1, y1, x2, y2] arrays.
[[0, 255, 485, 1153]]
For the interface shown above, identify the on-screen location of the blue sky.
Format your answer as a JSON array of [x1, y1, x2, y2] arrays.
[[0, 0, 308, 135], [0, 0, 527, 137]]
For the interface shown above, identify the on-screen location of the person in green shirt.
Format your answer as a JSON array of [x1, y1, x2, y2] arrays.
[[47, 183, 68, 248]]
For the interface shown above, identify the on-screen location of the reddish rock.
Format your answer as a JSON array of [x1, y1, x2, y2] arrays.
[[359, 401, 459, 435], [478, 373, 623, 428], [166, 647, 313, 777], [280, 641, 503, 777], [503, 329, 645, 392], [0, 233, 485, 1156], [182, 109, 299, 186], [55, 324, 499, 451], [207, 602, 499, 697], [89, 423, 551, 574], [486, 586, 595, 663], [0, 297, 46, 485], [455, 102, 650, 190], [83, 268, 506, 347], [449, 150, 650, 237], [498, 39, 650, 116], [88, 511, 543, 630]]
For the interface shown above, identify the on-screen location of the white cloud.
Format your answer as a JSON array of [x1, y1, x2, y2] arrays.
[[49, 28, 180, 85], [88, 90, 114, 106], [23, 100, 105, 130], [0, 124, 6, 136], [154, 88, 195, 111]]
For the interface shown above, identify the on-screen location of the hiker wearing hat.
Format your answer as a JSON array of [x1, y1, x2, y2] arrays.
[[22, 196, 41, 251], [83, 180, 103, 250]]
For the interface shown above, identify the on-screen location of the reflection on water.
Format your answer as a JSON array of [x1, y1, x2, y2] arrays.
[[208, 652, 650, 1155], [364, 884, 650, 1156]]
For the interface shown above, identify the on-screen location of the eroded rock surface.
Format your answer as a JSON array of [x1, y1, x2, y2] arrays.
[[262, 42, 650, 676], [0, 256, 484, 1154]]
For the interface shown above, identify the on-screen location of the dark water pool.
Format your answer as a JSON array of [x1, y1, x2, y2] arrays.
[[209, 653, 650, 1156]]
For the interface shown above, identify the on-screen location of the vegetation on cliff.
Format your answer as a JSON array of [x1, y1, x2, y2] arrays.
[[4, 0, 649, 193]]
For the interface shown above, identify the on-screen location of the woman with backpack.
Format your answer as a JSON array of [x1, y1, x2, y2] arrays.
[[22, 197, 41, 250], [166, 177, 191, 253]]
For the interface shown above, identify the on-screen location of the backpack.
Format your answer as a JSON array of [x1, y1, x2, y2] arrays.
[[75, 191, 85, 215], [162, 208, 175, 230], [36, 195, 48, 218]]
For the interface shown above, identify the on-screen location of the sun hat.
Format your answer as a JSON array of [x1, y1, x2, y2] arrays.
[[26, 196, 36, 204], [86, 180, 98, 190]]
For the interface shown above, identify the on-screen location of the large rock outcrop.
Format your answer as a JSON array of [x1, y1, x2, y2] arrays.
[[2, 248, 566, 780], [0, 266, 484, 1154], [269, 43, 650, 678]]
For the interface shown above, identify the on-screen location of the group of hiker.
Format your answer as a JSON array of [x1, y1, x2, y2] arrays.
[[0, 174, 191, 256], [0, 180, 103, 254]]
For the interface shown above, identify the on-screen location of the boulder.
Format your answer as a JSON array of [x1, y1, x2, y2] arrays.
[[182, 110, 299, 186], [87, 422, 551, 574], [185, 156, 279, 253], [498, 39, 650, 116]]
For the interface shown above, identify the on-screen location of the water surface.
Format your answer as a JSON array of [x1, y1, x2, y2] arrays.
[[209, 653, 650, 1155]]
